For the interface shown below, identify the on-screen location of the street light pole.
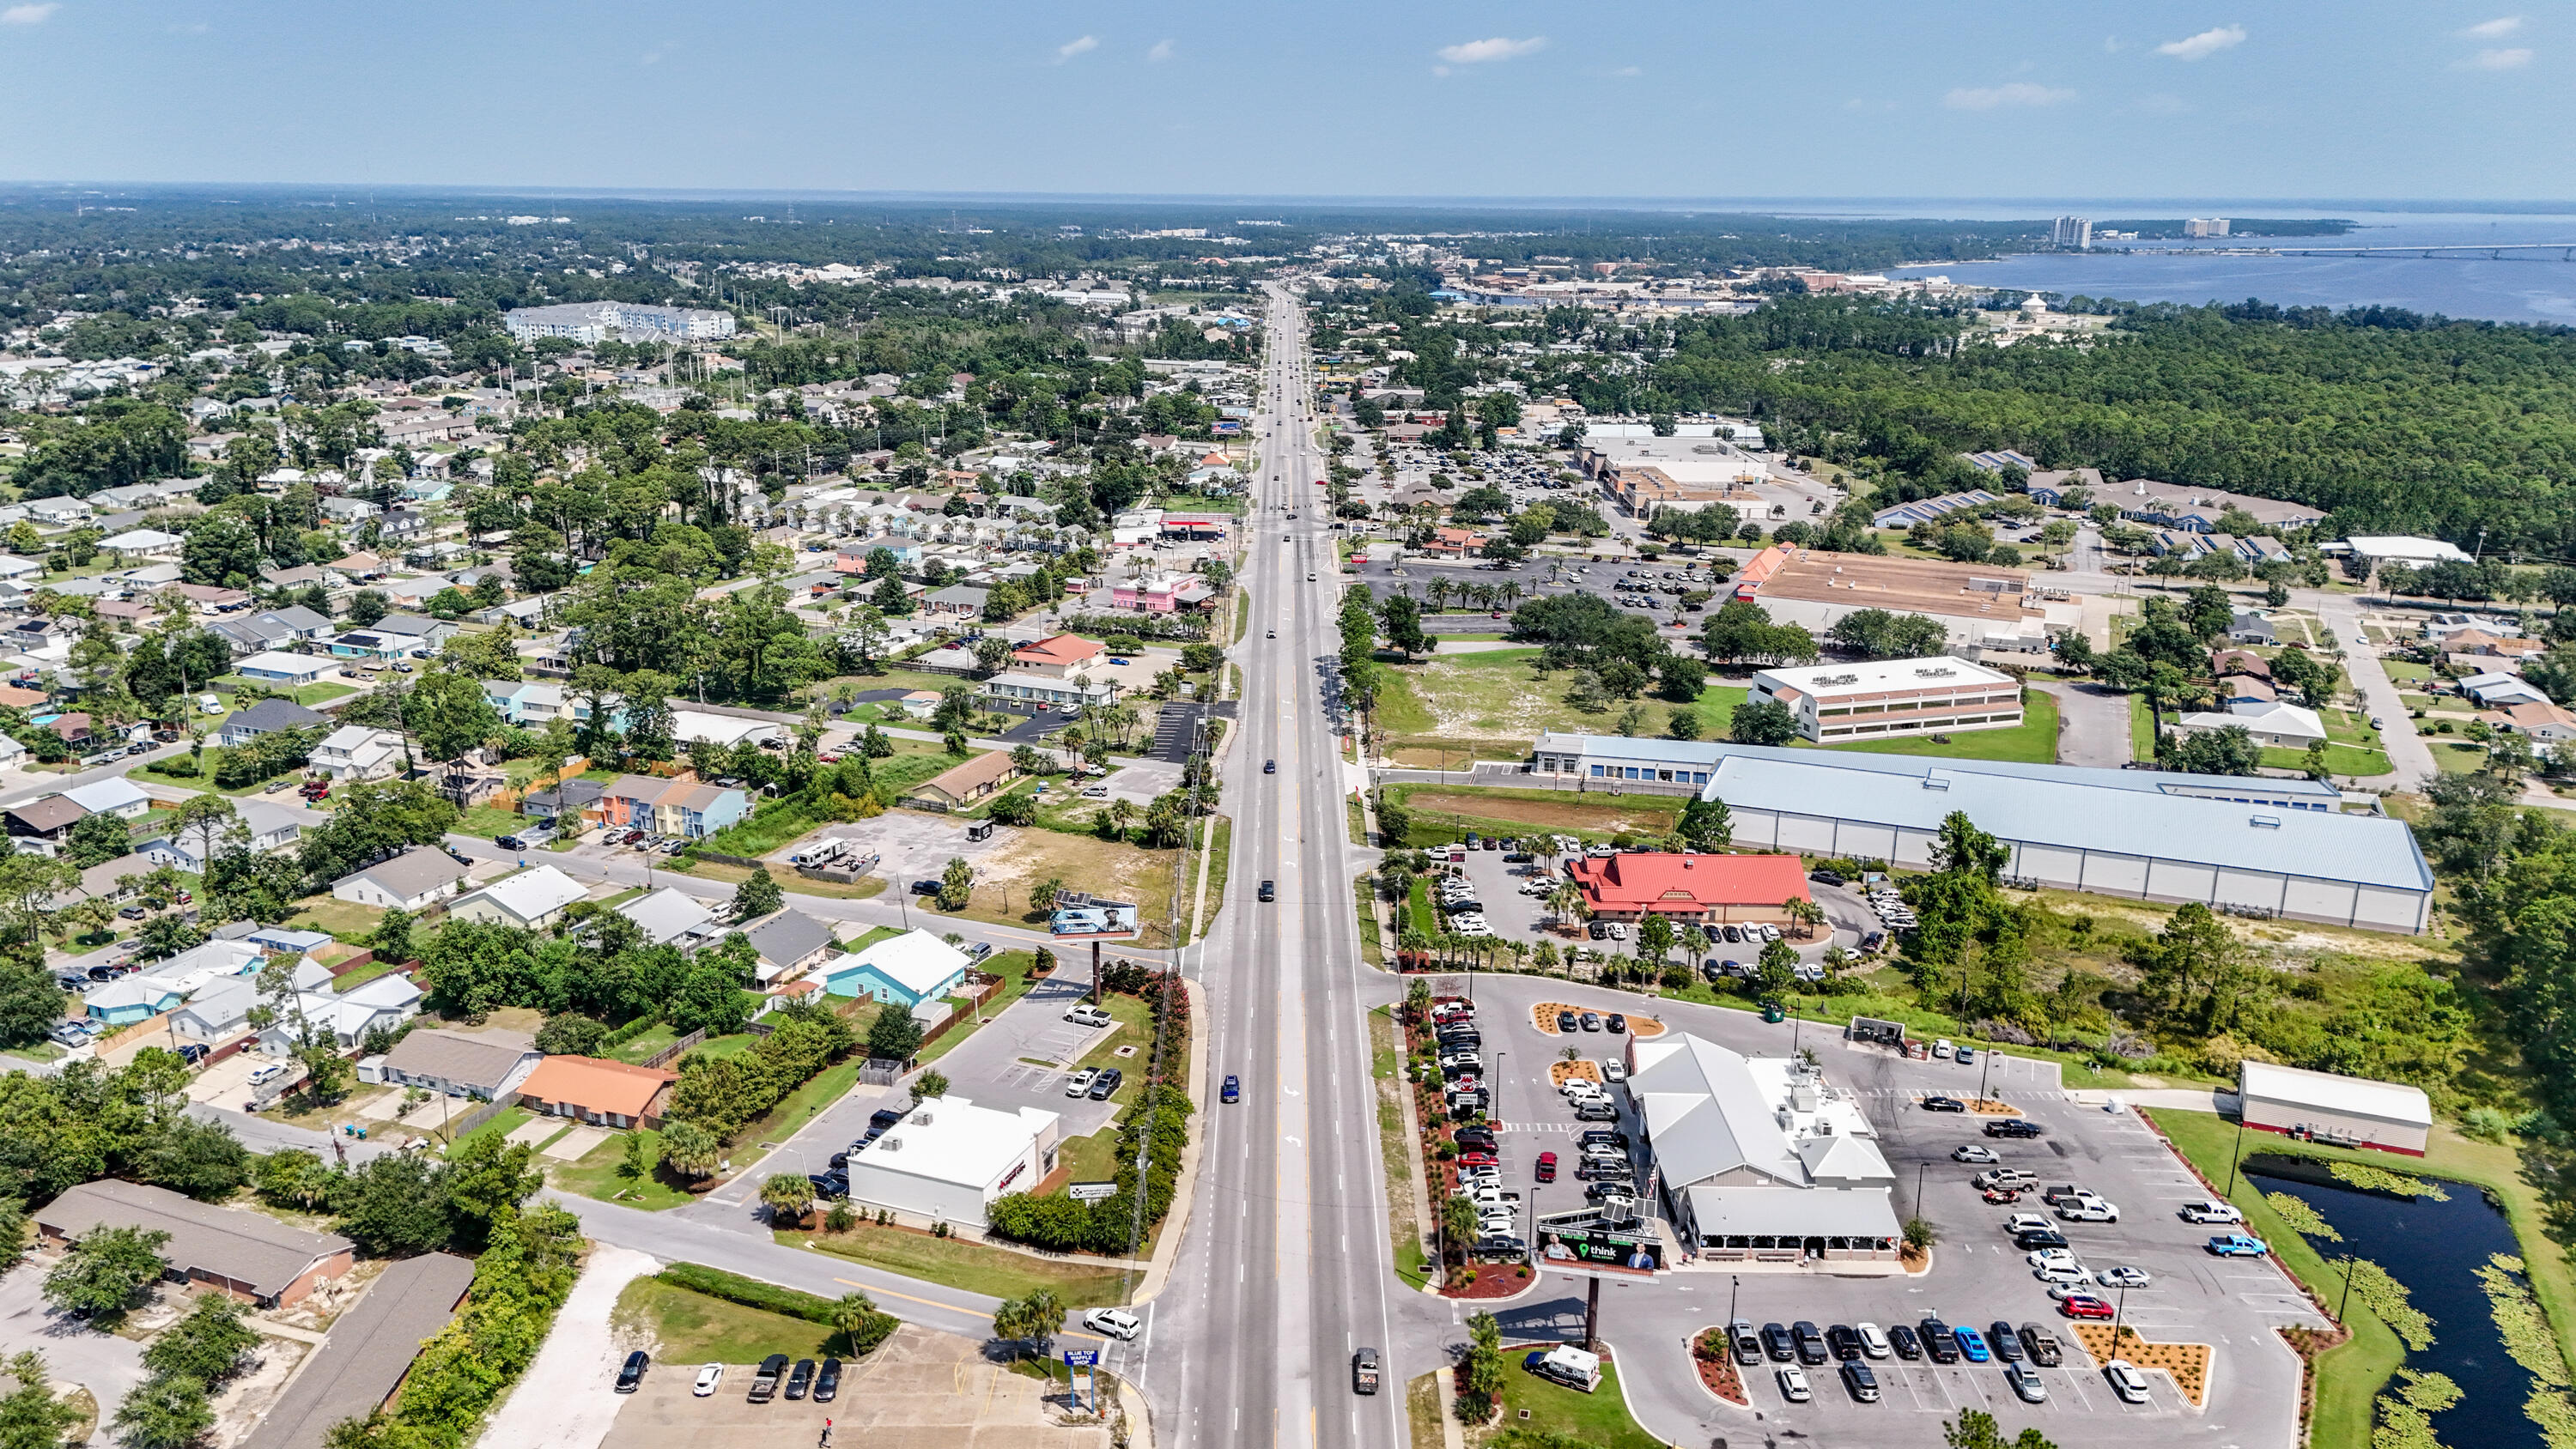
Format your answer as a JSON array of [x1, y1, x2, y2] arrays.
[[1914, 1161, 1928, 1217], [2337, 1254, 2357, 1324], [2223, 1113, 2249, 1198]]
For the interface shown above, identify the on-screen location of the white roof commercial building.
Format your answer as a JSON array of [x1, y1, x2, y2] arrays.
[[447, 865, 589, 929], [1747, 657, 2023, 744], [1625, 1033, 1902, 1266], [2237, 1061, 2432, 1157], [1686, 743, 2435, 933], [840, 1095, 1061, 1230], [503, 301, 736, 345]]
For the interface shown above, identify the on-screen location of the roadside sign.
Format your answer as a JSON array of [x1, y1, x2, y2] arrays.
[[1062, 1349, 1099, 1367], [1068, 1182, 1119, 1203]]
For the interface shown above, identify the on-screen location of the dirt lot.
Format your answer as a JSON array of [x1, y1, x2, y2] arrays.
[[607, 1324, 1109, 1449], [937, 828, 1185, 949]]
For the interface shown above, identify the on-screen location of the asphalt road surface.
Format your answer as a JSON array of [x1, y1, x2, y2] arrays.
[[1141, 285, 1408, 1449]]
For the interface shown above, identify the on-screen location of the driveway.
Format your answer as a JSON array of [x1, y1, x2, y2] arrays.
[[0, 1262, 146, 1416], [478, 1244, 661, 1449], [2043, 681, 2134, 768]]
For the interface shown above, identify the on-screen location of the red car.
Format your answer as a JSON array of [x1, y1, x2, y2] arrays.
[[2059, 1295, 2116, 1321], [1982, 1188, 2022, 1205], [1455, 1151, 1498, 1168], [1534, 1151, 1558, 1183]]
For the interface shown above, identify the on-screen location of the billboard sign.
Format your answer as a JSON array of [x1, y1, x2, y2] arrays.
[[1534, 1212, 1666, 1276], [1050, 893, 1139, 939]]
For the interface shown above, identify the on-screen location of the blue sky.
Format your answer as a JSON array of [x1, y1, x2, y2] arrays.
[[0, 0, 2563, 201]]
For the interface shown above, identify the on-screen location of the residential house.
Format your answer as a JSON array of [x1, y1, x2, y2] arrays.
[[900, 750, 1019, 811], [310, 726, 405, 782], [2491, 700, 2576, 743], [2210, 648, 2270, 681], [331, 846, 470, 911], [141, 799, 301, 871], [834, 537, 921, 574], [613, 887, 722, 949], [2174, 701, 2329, 749], [319, 496, 380, 525], [445, 865, 588, 929], [375, 1028, 542, 1100], [167, 976, 264, 1041], [819, 928, 970, 1010], [233, 1253, 474, 1449], [3, 795, 87, 853], [46, 714, 95, 752], [35, 1179, 355, 1309], [741, 907, 838, 983], [212, 607, 336, 657], [2227, 610, 2279, 646], [923, 584, 991, 617], [1008, 634, 1106, 679], [235, 652, 340, 687], [519, 779, 606, 826], [263, 962, 421, 1051], [219, 699, 329, 749], [0, 555, 43, 582], [170, 584, 252, 614], [98, 528, 182, 560], [83, 974, 188, 1027], [599, 773, 752, 840], [2463, 671, 2551, 708], [482, 680, 574, 727], [514, 1057, 677, 1131], [62, 777, 150, 821]]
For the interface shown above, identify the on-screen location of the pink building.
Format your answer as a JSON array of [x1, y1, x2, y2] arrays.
[[1110, 572, 1216, 614]]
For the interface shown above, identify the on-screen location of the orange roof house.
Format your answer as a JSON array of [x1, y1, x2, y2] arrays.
[[1010, 634, 1107, 678], [514, 1056, 677, 1130], [1566, 852, 1810, 925]]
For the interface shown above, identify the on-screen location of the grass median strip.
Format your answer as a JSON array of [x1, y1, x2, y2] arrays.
[[793, 1226, 1130, 1306], [1371, 1007, 1428, 1290]]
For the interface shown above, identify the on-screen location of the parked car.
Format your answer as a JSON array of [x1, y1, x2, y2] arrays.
[[1953, 1327, 1990, 1363], [1776, 1366, 1811, 1403], [1985, 1119, 2044, 1139], [1087, 1068, 1124, 1100], [2179, 1200, 2245, 1224], [1919, 1319, 1960, 1365], [1952, 1144, 1999, 1163], [615, 1351, 649, 1392], [2207, 1233, 2270, 1257], [1065, 1003, 1114, 1028], [1065, 1069, 1098, 1098], [2003, 1361, 2047, 1404], [1887, 1325, 1923, 1361], [2019, 1325, 2065, 1367], [1825, 1325, 1862, 1361], [1839, 1361, 1879, 1403], [693, 1364, 723, 1397], [1760, 1322, 1795, 1361], [2105, 1360, 2153, 1403], [1920, 1096, 1966, 1113], [783, 1359, 816, 1400], [1790, 1321, 1828, 1366], [45, 1022, 88, 1047], [2058, 1295, 2116, 1321]]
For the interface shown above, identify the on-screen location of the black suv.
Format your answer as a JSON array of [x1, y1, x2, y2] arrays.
[[1088, 1068, 1123, 1100], [1453, 1129, 1499, 1153], [615, 1350, 648, 1393], [1825, 1325, 1862, 1361], [1760, 1322, 1796, 1361], [1988, 1321, 2025, 1362], [1258, 881, 1275, 902], [1919, 1317, 1961, 1365]]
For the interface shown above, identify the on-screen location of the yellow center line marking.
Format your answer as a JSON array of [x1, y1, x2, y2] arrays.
[[830, 1276, 990, 1319]]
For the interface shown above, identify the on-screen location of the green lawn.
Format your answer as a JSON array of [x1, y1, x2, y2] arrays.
[[447, 1106, 532, 1155], [796, 1227, 1131, 1305], [2428, 739, 2490, 774], [843, 924, 905, 953], [1055, 1127, 1121, 1185], [284, 895, 386, 943], [2129, 692, 2160, 761], [2261, 743, 2395, 777], [550, 1127, 703, 1210], [733, 1058, 866, 1149], [1823, 690, 2061, 764], [2146, 1108, 2576, 1449], [212, 676, 356, 707], [451, 806, 526, 840], [611, 1276, 830, 1361], [1493, 1358, 1662, 1449], [129, 755, 306, 797], [610, 1022, 683, 1065]]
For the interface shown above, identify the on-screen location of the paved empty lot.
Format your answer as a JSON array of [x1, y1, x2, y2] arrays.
[[608, 1325, 1109, 1449], [764, 810, 1004, 887]]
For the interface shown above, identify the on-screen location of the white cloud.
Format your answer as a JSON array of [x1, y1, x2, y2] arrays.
[[2103, 35, 2129, 52], [2461, 15, 2523, 38], [0, 3, 60, 24], [1436, 35, 1546, 65], [1943, 82, 2077, 110], [2458, 45, 2535, 68], [1145, 39, 1173, 62], [1054, 34, 1097, 63], [2156, 24, 2246, 59]]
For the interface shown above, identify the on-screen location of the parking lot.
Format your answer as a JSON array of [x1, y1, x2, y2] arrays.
[[1426, 974, 2313, 1447], [1348, 554, 1722, 638], [1418, 845, 1877, 967]]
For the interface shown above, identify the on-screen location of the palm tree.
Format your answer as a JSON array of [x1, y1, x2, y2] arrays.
[[1105, 797, 1137, 840], [1783, 897, 1828, 941], [659, 1120, 722, 1179], [1398, 925, 1429, 965], [760, 1173, 816, 1226]]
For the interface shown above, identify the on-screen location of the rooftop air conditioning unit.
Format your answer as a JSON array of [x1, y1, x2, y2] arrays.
[[878, 1137, 902, 1152]]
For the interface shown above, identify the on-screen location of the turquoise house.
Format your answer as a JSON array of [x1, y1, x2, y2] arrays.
[[820, 930, 972, 1010]]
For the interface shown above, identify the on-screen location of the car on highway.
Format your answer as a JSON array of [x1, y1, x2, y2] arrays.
[[1951, 1144, 1999, 1163], [1221, 1075, 1240, 1104], [1258, 881, 1275, 902], [2179, 1199, 2245, 1224], [1920, 1095, 1966, 1113], [2208, 1232, 2270, 1257], [1263, 760, 1275, 773]]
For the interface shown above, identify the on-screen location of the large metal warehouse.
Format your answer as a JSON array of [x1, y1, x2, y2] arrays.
[[2237, 1061, 2432, 1156], [1694, 746, 2434, 933]]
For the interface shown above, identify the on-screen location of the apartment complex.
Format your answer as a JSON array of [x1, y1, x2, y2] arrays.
[[1747, 657, 2024, 743], [502, 301, 736, 345]]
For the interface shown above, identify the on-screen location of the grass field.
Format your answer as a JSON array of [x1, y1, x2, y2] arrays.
[[1493, 1357, 1662, 1449], [928, 824, 1201, 949], [798, 1226, 1131, 1305], [284, 895, 386, 943], [451, 805, 524, 840], [1384, 783, 1681, 852], [2427, 738, 2491, 774], [2261, 743, 2396, 777], [612, 1276, 831, 1362], [679, 858, 888, 900], [1823, 690, 2060, 764], [551, 1127, 702, 1210], [2147, 1108, 2576, 1449]]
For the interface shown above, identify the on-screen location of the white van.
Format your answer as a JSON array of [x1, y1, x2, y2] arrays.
[[1528, 1345, 1601, 1393]]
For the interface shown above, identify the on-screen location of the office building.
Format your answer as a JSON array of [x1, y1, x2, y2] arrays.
[[1747, 657, 2023, 743]]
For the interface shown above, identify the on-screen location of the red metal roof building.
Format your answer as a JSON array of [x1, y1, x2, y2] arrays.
[[1567, 852, 1810, 925]]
